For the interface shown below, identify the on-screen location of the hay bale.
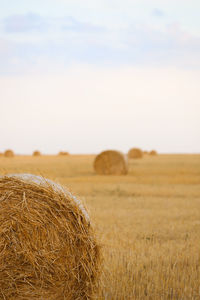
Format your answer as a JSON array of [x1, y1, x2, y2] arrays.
[[94, 150, 128, 175], [149, 150, 157, 156], [33, 150, 41, 156], [143, 151, 148, 154], [128, 148, 143, 159], [0, 174, 100, 300], [4, 149, 14, 157], [58, 151, 69, 156]]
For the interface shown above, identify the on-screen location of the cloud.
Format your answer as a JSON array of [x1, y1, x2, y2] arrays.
[[152, 8, 165, 17], [2, 13, 104, 34], [61, 16, 104, 33], [0, 13, 200, 75], [4, 13, 46, 33], [0, 38, 13, 56]]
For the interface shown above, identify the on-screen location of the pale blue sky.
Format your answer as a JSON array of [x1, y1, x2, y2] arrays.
[[0, 0, 200, 74], [0, 0, 200, 153], [0, 0, 200, 33]]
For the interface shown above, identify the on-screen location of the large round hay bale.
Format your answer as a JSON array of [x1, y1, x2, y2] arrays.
[[33, 150, 41, 156], [4, 149, 14, 157], [58, 151, 69, 156], [149, 150, 157, 156], [0, 174, 100, 300], [128, 148, 143, 159], [94, 150, 128, 175]]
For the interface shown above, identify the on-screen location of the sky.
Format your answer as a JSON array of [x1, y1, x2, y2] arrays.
[[0, 0, 200, 154]]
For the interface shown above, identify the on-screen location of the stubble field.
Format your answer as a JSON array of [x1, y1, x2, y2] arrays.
[[0, 154, 200, 299]]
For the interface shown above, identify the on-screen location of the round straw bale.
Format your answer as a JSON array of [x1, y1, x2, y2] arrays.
[[149, 150, 157, 156], [4, 149, 14, 157], [94, 150, 128, 175], [58, 151, 69, 156], [0, 174, 100, 300], [128, 148, 143, 159], [33, 150, 41, 156]]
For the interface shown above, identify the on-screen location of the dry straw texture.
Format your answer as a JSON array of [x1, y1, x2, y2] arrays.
[[128, 148, 143, 159], [0, 174, 100, 300], [59, 151, 69, 156], [33, 150, 41, 156], [4, 149, 14, 157], [94, 150, 128, 175], [149, 150, 157, 156]]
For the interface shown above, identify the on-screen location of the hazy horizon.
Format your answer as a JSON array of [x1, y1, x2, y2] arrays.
[[1, 0, 200, 154]]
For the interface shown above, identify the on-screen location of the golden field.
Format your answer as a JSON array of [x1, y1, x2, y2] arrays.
[[0, 154, 200, 300]]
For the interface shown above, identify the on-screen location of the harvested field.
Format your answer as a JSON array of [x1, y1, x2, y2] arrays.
[[0, 154, 200, 299]]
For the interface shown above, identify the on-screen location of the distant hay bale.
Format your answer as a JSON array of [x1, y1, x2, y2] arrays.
[[128, 148, 143, 159], [33, 150, 41, 156], [143, 151, 148, 154], [149, 150, 157, 156], [0, 152, 3, 156], [94, 150, 128, 175], [58, 151, 69, 156], [0, 174, 100, 300], [4, 149, 14, 157]]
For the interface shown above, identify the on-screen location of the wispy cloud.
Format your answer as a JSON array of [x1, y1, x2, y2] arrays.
[[61, 16, 104, 33], [152, 9, 165, 17], [2, 13, 104, 34], [0, 13, 200, 75], [4, 13, 46, 33]]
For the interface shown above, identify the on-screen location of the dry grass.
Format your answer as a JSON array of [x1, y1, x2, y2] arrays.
[[0, 174, 100, 300], [94, 150, 128, 175], [33, 150, 41, 156], [4, 149, 14, 157], [58, 151, 69, 156], [0, 154, 200, 299], [128, 148, 143, 159], [149, 150, 157, 156]]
